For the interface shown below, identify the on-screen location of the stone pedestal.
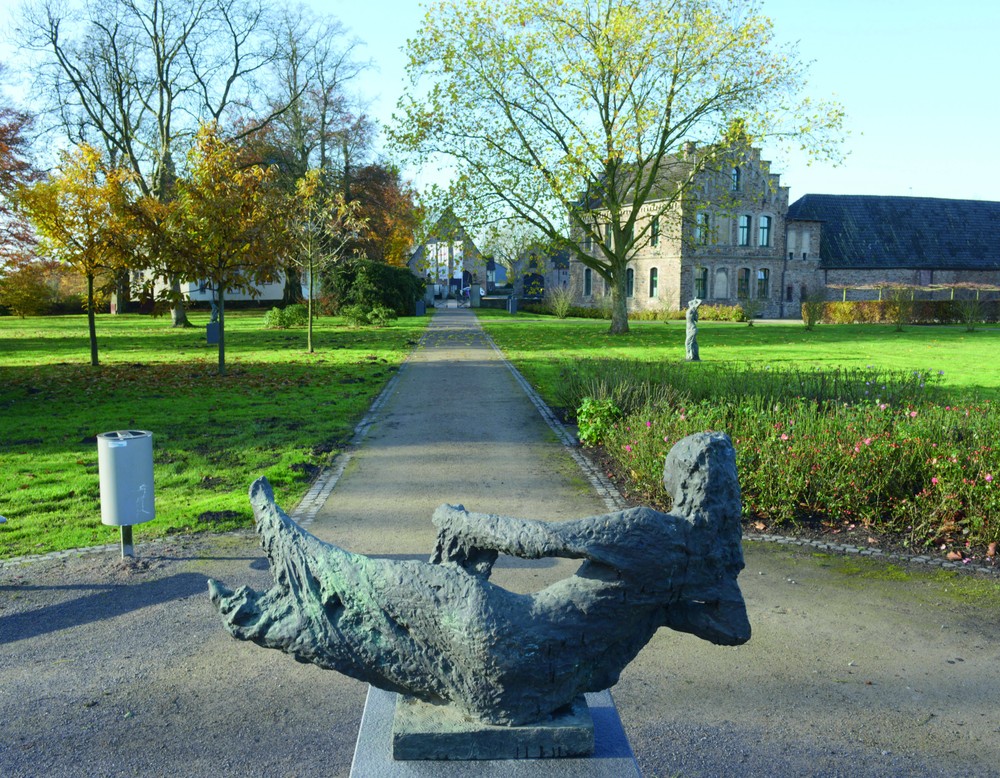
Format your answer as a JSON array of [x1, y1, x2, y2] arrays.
[[393, 694, 593, 760], [350, 687, 641, 777]]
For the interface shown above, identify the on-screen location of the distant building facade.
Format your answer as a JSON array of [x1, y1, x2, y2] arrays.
[[568, 149, 1000, 318]]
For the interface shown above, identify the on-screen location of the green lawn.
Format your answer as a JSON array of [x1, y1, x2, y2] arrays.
[[477, 310, 1000, 555], [0, 311, 428, 559], [475, 310, 1000, 403]]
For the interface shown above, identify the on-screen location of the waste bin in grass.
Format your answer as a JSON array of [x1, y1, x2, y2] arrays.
[[97, 430, 155, 558]]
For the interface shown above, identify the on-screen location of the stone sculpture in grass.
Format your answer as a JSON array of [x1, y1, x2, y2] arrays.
[[208, 431, 750, 726]]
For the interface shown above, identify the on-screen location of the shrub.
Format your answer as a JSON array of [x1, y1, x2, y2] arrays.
[[576, 397, 621, 447], [604, 398, 1000, 552], [884, 287, 914, 331], [546, 285, 574, 319], [556, 359, 935, 422], [957, 298, 982, 331], [563, 357, 1000, 552], [702, 303, 746, 322], [0, 261, 55, 317], [737, 299, 761, 324], [341, 303, 397, 328], [326, 259, 424, 316], [801, 293, 825, 330], [262, 303, 310, 329]]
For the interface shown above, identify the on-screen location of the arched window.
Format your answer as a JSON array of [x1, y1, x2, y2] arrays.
[[738, 215, 751, 246], [649, 267, 659, 298], [713, 268, 729, 299], [759, 215, 772, 247], [626, 268, 635, 298], [584, 267, 593, 297], [651, 215, 660, 247], [694, 266, 708, 299], [731, 167, 741, 192], [757, 268, 770, 299], [737, 268, 751, 299]]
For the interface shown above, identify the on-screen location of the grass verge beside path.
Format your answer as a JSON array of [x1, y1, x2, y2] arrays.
[[475, 309, 1000, 401], [0, 311, 428, 559], [477, 310, 1000, 562]]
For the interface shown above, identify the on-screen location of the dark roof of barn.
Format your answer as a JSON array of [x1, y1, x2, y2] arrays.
[[786, 194, 1000, 270]]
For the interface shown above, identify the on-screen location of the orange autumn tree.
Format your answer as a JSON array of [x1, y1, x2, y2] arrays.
[[348, 164, 422, 267], [15, 145, 136, 365], [170, 124, 286, 375]]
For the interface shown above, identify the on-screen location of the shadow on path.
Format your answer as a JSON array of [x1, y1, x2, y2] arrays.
[[0, 572, 208, 645]]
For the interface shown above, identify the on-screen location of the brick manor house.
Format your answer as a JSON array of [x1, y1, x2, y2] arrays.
[[566, 148, 1000, 318]]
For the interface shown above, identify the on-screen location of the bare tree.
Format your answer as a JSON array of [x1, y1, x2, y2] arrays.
[[260, 6, 373, 302], [17, 0, 290, 325]]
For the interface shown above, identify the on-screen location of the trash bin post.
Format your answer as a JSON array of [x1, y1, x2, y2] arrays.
[[97, 430, 155, 559]]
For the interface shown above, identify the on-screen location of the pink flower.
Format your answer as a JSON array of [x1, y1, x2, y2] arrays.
[[986, 474, 994, 483], [645, 421, 652, 428], [910, 411, 918, 418], [931, 477, 939, 485], [624, 445, 632, 453], [864, 438, 872, 445], [879, 403, 887, 410], [780, 433, 789, 440]]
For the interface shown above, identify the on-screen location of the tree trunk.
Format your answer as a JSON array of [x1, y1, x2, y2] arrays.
[[282, 266, 302, 306], [609, 267, 630, 335], [170, 277, 191, 327], [112, 268, 130, 314], [87, 273, 100, 366], [307, 259, 315, 354], [217, 286, 226, 376]]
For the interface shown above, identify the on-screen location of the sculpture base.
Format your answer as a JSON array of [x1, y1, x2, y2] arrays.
[[350, 686, 641, 776], [393, 694, 593, 761]]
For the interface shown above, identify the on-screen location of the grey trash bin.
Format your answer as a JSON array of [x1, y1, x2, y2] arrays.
[[415, 300, 426, 316], [97, 430, 155, 556]]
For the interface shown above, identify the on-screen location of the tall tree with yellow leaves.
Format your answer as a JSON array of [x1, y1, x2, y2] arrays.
[[170, 123, 286, 375], [15, 145, 136, 365]]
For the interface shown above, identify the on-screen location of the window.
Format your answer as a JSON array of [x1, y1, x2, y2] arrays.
[[737, 268, 750, 299], [714, 268, 729, 299], [802, 252, 808, 260], [651, 216, 660, 247], [788, 252, 794, 261], [731, 167, 741, 192], [759, 215, 772, 247], [800, 284, 808, 300], [785, 285, 793, 302], [649, 267, 658, 298], [757, 268, 770, 299], [584, 268, 592, 297], [604, 223, 612, 249], [695, 212, 710, 246], [626, 268, 634, 298], [694, 266, 708, 299], [738, 215, 751, 246], [584, 234, 592, 251]]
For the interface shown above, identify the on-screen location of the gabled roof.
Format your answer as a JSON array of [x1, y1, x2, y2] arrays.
[[786, 194, 1000, 270], [408, 208, 481, 268]]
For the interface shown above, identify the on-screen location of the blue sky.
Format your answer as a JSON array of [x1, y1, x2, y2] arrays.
[[4, 1, 997, 204], [327, 0, 1000, 203]]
